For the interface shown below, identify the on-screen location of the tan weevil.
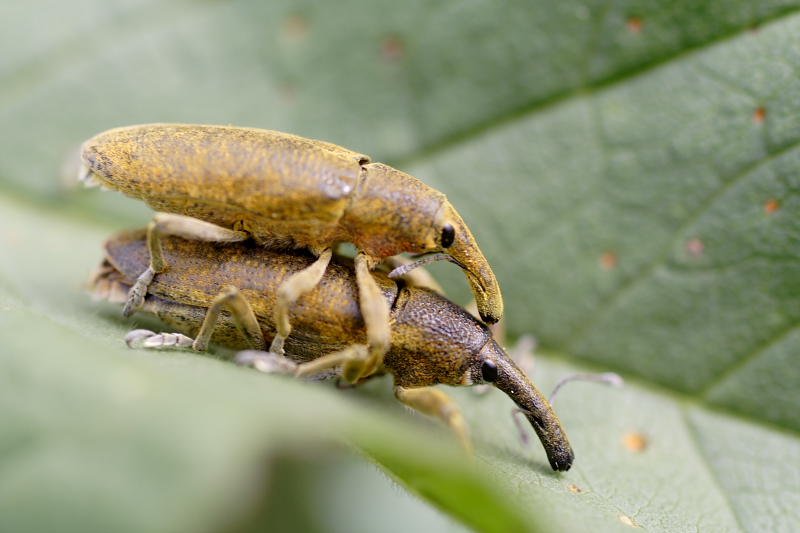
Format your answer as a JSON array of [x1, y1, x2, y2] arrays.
[[80, 124, 503, 382], [90, 229, 572, 471]]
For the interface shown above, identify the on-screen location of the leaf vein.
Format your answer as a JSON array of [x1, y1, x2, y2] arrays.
[[681, 406, 747, 533], [565, 135, 800, 352], [699, 320, 800, 397], [401, 7, 800, 168]]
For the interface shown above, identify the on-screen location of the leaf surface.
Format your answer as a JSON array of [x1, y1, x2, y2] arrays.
[[2, 1, 799, 531]]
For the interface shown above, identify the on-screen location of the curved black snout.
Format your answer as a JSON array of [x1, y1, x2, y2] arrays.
[[483, 340, 574, 471]]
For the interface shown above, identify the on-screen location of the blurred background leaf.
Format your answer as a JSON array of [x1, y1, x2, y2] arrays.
[[2, 1, 799, 531]]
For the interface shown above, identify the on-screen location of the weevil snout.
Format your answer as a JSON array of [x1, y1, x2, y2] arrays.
[[435, 204, 503, 324], [475, 339, 574, 471]]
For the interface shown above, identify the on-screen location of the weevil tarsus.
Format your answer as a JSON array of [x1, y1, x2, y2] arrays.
[[123, 267, 156, 317], [237, 344, 371, 382], [125, 329, 194, 349], [234, 351, 298, 375]]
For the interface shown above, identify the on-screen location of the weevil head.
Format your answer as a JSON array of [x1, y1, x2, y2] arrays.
[[352, 163, 503, 324], [464, 339, 574, 471], [388, 288, 572, 471]]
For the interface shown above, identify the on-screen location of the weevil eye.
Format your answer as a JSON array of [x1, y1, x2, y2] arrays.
[[481, 359, 498, 383], [441, 224, 455, 248]]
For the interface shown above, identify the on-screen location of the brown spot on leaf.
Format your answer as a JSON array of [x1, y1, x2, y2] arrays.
[[686, 238, 704, 257], [600, 251, 618, 270], [382, 35, 405, 61], [627, 17, 644, 34], [754, 107, 766, 124], [765, 199, 780, 214], [284, 14, 309, 42], [568, 484, 582, 493], [623, 431, 647, 452], [278, 82, 297, 104]]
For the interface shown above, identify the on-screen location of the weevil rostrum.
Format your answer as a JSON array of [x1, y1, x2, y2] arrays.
[[90, 230, 573, 471], [79, 124, 503, 382]]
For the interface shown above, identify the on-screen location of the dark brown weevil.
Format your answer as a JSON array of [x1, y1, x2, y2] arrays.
[[90, 230, 572, 471]]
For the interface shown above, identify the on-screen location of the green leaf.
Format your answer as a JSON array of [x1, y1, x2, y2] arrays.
[[413, 10, 800, 431], [2, 1, 800, 532]]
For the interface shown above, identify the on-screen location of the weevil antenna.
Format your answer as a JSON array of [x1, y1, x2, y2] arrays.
[[388, 253, 486, 291], [511, 408, 533, 446], [549, 372, 624, 403]]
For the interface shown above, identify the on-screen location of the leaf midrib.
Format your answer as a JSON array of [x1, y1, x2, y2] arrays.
[[396, 6, 800, 169], [2, 1, 798, 169], [681, 407, 747, 533]]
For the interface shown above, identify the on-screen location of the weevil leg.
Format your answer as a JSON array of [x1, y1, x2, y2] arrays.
[[123, 286, 264, 352], [123, 213, 249, 317], [125, 266, 157, 317], [193, 285, 265, 352], [346, 252, 390, 381], [234, 351, 298, 375], [236, 344, 368, 381], [382, 256, 445, 295], [395, 386, 473, 455], [294, 344, 368, 380], [269, 248, 334, 355]]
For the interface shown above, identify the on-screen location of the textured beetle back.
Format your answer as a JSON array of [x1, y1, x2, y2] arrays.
[[83, 124, 367, 249]]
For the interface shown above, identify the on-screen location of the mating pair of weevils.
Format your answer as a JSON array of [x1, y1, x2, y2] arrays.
[[81, 124, 574, 471]]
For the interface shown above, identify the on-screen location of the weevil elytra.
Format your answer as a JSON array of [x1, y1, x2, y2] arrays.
[[90, 230, 573, 471], [79, 124, 503, 382]]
